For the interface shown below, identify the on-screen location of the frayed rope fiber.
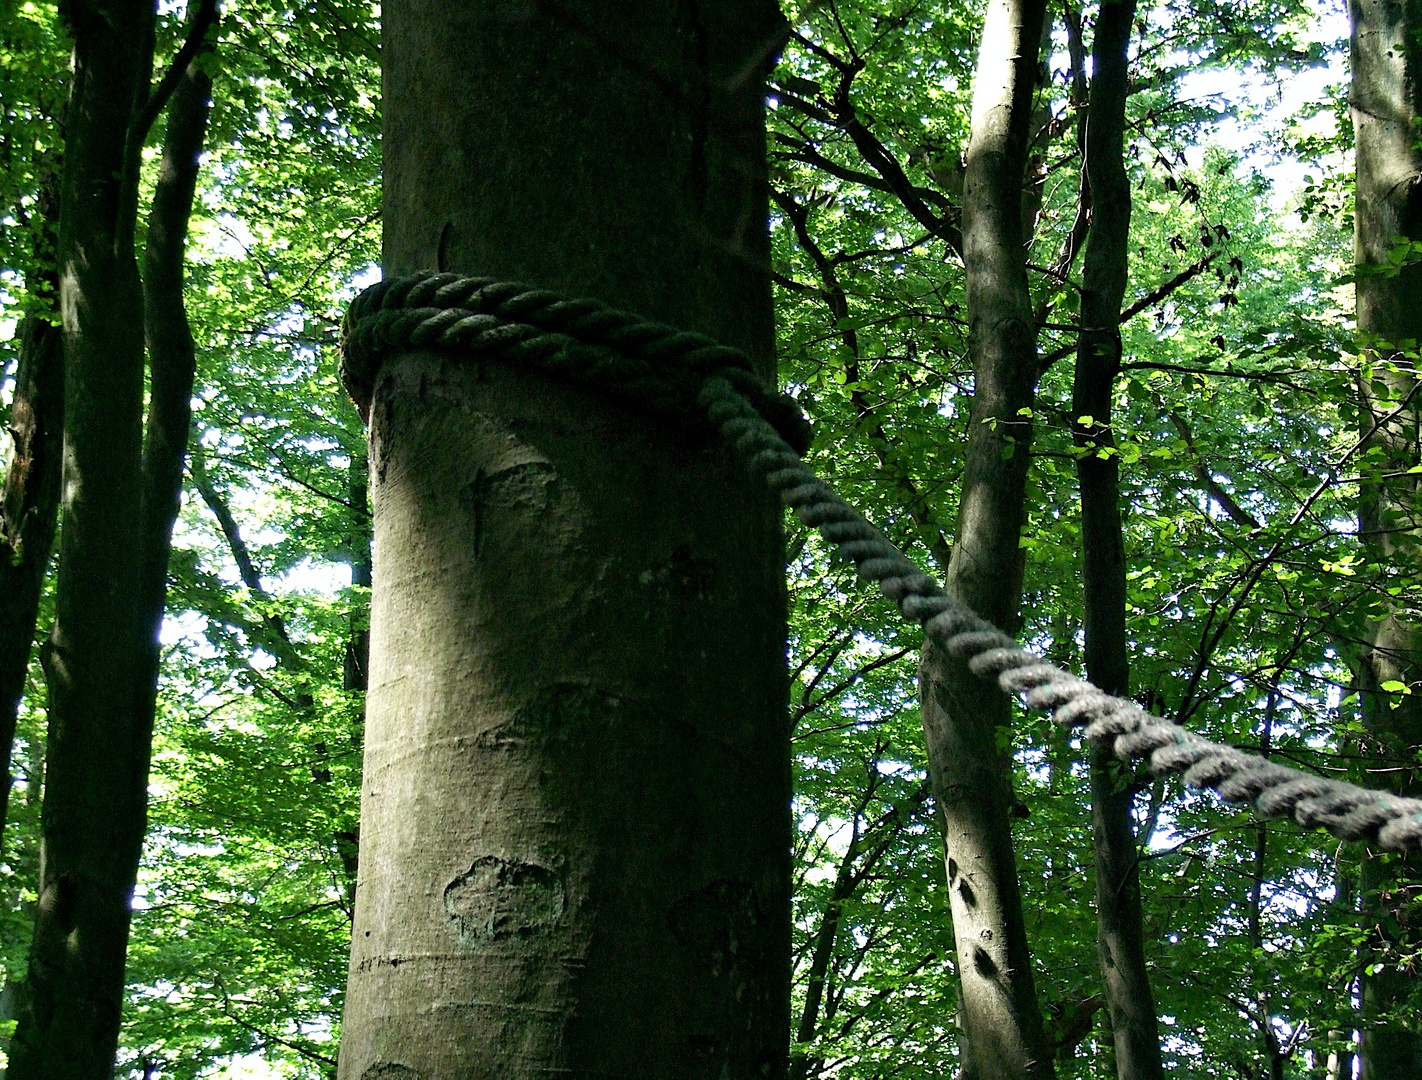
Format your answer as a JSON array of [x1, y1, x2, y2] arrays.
[[343, 271, 1422, 853]]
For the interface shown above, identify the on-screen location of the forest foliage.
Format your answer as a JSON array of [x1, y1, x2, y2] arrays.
[[0, 0, 1417, 1076]]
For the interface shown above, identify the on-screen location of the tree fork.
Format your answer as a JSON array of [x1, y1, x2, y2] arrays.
[[339, 2, 792, 1076]]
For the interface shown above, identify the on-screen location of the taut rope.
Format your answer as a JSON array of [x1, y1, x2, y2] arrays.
[[344, 271, 1422, 853]]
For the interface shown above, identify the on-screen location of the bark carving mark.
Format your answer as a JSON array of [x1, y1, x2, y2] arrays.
[[444, 856, 565, 944], [360, 1064, 422, 1080]]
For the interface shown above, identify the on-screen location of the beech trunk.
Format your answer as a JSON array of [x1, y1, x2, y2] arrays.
[[10, 3, 214, 1073], [916, 0, 1055, 1077], [338, 2, 792, 1076], [7, 2, 156, 1074], [1069, 4, 1165, 1079], [1350, 0, 1422, 1076]]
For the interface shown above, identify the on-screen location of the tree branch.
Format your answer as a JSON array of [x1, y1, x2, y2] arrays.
[[132, 0, 221, 154], [772, 187, 955, 569], [190, 445, 304, 671], [1119, 252, 1217, 323], [1169, 413, 1260, 528]]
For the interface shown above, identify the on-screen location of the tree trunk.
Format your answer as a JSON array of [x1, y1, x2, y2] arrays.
[[338, 2, 792, 1076], [1350, 0, 1422, 1076], [1069, 5, 1165, 1080], [8, 1, 157, 1075], [344, 452, 371, 693], [0, 165, 63, 855], [916, 0, 1055, 1077], [135, 18, 214, 762]]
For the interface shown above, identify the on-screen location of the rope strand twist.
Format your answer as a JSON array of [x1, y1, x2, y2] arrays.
[[343, 271, 1422, 853]]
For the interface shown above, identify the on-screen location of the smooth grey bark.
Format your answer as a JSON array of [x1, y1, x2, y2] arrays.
[[0, 168, 63, 855], [8, 1, 158, 1075], [339, 2, 792, 1076], [1068, 4, 1165, 1080], [1350, 0, 1422, 1076], [916, 0, 1055, 1077]]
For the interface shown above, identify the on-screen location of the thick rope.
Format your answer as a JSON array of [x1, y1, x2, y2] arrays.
[[342, 272, 812, 454], [343, 272, 1422, 853]]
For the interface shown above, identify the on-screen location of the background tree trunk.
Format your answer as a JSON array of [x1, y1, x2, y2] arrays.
[[0, 164, 62, 854], [916, 0, 1055, 1077], [1069, 4, 1165, 1079], [8, 1, 158, 1075], [338, 2, 792, 1076], [135, 9, 215, 770], [1350, 0, 1422, 1076]]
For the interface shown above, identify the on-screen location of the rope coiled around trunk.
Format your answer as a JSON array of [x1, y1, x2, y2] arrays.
[[342, 271, 1422, 853]]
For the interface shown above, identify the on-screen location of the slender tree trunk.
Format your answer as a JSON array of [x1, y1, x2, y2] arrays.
[[1069, 5, 1164, 1080], [1248, 693, 1281, 1079], [1350, 0, 1422, 1076], [134, 17, 214, 755], [916, 0, 1055, 1077], [338, 2, 792, 1076], [789, 786, 872, 1080], [8, 1, 158, 1075], [344, 451, 371, 694], [0, 166, 63, 854], [1328, 844, 1360, 1080]]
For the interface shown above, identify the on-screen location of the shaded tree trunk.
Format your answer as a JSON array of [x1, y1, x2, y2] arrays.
[[10, 2, 216, 1074], [8, 2, 158, 1074], [1350, 0, 1422, 1076], [344, 451, 371, 693], [0, 166, 63, 855], [338, 2, 792, 1076], [916, 0, 1055, 1076], [1069, 4, 1165, 1080], [135, 20, 215, 762]]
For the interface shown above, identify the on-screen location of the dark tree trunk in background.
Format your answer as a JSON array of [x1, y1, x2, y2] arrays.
[[10, 1, 215, 1074], [135, 17, 214, 765], [8, 1, 158, 1075], [338, 2, 792, 1076], [0, 166, 62, 855], [916, 0, 1055, 1076], [1350, 0, 1422, 1076], [1069, 4, 1164, 1079], [344, 452, 371, 694]]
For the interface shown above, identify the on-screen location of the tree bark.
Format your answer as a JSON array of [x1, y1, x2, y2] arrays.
[[1069, 5, 1165, 1080], [344, 451, 371, 693], [0, 166, 63, 856], [916, 0, 1055, 1077], [339, 2, 792, 1076], [1350, 0, 1422, 1076], [135, 15, 215, 760], [8, 1, 158, 1075]]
